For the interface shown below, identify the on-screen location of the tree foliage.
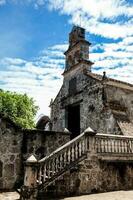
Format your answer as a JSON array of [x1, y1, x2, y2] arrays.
[[0, 90, 39, 128]]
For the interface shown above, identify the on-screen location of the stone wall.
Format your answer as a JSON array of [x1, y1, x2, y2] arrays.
[[0, 117, 70, 190], [41, 154, 133, 198], [22, 130, 70, 160], [0, 118, 23, 190]]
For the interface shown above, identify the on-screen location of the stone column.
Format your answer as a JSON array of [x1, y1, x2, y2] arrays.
[[20, 155, 38, 200], [84, 127, 97, 155]]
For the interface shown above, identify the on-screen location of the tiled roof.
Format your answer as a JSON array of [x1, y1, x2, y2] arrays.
[[85, 71, 133, 91], [84, 71, 103, 81], [117, 121, 133, 136]]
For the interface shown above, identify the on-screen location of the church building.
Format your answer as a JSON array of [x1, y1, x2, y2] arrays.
[[50, 26, 133, 138]]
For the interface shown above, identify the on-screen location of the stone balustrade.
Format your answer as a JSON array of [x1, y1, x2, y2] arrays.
[[95, 134, 133, 154], [37, 131, 90, 187]]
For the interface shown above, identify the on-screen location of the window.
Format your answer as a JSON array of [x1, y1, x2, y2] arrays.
[[69, 78, 77, 95]]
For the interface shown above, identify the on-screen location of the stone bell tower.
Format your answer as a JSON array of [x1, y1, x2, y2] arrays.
[[63, 26, 93, 76]]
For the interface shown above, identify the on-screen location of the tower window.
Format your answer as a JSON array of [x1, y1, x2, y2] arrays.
[[69, 78, 77, 95]]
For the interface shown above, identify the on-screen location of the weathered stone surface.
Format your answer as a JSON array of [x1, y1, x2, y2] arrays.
[[0, 116, 70, 190], [0, 161, 3, 178], [4, 164, 14, 177], [50, 26, 133, 136]]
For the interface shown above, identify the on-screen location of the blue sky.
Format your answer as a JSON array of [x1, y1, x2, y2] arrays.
[[0, 0, 133, 118]]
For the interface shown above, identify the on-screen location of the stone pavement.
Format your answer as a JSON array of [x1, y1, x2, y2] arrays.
[[0, 191, 133, 200], [63, 191, 133, 200], [0, 192, 19, 200]]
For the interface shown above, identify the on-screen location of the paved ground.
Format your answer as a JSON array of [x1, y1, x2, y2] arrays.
[[0, 192, 19, 200], [0, 191, 133, 200], [63, 191, 133, 200]]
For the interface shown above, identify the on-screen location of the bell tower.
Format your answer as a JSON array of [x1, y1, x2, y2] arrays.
[[63, 26, 93, 75]]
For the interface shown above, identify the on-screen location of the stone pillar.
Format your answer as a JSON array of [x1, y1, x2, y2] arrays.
[[24, 155, 38, 187], [20, 155, 38, 200], [84, 127, 97, 155]]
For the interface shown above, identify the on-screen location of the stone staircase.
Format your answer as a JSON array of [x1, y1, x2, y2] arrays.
[[20, 129, 133, 199], [37, 131, 89, 190]]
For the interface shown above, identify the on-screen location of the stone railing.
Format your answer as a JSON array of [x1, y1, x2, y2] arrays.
[[37, 129, 95, 188], [95, 133, 133, 154]]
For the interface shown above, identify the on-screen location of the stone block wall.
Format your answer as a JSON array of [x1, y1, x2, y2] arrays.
[[41, 155, 133, 198], [22, 130, 70, 160], [0, 117, 70, 190], [0, 119, 23, 190]]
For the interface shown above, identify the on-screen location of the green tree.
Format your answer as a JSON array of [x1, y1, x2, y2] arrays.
[[0, 90, 39, 128]]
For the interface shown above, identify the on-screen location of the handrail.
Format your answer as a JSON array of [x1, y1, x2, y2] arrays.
[[96, 133, 133, 139], [39, 132, 85, 163]]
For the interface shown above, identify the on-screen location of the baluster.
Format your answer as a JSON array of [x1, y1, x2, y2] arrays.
[[38, 165, 42, 184], [127, 140, 130, 153], [98, 139, 100, 153], [71, 144, 75, 161], [43, 164, 47, 182], [57, 156, 60, 171], [117, 139, 119, 153], [107, 139, 111, 153], [95, 138, 98, 153], [103, 139, 106, 153], [80, 140, 83, 155], [129, 140, 132, 153], [60, 154, 63, 169], [120, 139, 122, 153], [124, 139, 126, 153], [98, 138, 101, 153], [52, 158, 56, 176], [113, 139, 116, 153], [61, 153, 65, 168], [121, 139, 124, 153], [58, 155, 61, 170], [68, 147, 71, 164], [105, 139, 108, 153], [110, 139, 113, 153], [75, 142, 78, 159], [70, 146, 72, 162], [55, 157, 58, 173], [64, 150, 67, 167], [85, 135, 89, 151], [101, 139, 103, 153], [47, 161, 51, 179], [128, 139, 132, 153], [51, 159, 55, 176], [82, 138, 85, 154], [105, 139, 107, 153], [115, 139, 119, 153], [79, 141, 82, 157]]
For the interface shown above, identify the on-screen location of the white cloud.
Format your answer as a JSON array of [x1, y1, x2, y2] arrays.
[[48, 0, 133, 39], [0, 0, 5, 5], [0, 1, 132, 39], [0, 44, 66, 116], [90, 35, 133, 84]]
